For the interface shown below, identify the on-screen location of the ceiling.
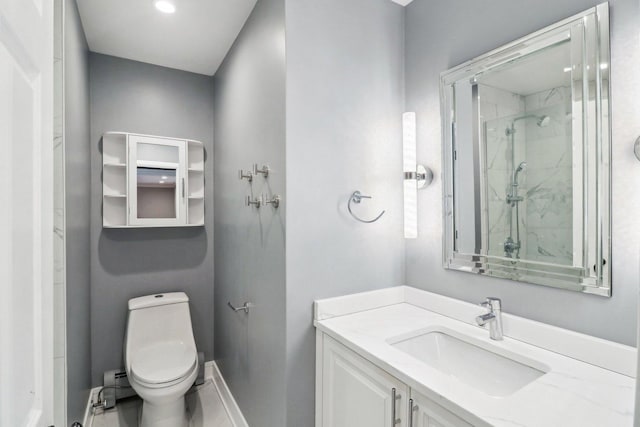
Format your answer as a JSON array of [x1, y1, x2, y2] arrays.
[[77, 0, 413, 76], [76, 0, 258, 76]]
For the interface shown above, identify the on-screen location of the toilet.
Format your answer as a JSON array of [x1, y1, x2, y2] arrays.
[[124, 292, 198, 427]]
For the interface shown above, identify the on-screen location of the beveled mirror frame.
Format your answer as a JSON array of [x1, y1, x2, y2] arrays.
[[441, 3, 611, 296]]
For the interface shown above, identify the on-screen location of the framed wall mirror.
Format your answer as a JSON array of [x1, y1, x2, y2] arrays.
[[441, 3, 611, 296]]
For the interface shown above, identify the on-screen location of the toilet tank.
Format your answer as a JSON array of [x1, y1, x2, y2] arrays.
[[124, 292, 196, 368]]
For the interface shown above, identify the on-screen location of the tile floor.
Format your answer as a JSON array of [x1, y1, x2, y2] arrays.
[[88, 379, 234, 427]]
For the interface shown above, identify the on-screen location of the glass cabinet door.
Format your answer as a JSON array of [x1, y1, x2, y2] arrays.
[[128, 135, 186, 226]]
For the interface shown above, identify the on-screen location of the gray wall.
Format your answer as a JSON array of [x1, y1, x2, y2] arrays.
[[285, 0, 406, 424], [64, 0, 91, 422], [212, 0, 287, 425], [405, 0, 640, 346], [89, 54, 215, 385]]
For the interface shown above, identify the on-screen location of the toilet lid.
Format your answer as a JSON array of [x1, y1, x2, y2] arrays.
[[130, 341, 196, 385]]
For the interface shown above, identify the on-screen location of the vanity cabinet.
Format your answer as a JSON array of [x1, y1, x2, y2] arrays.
[[318, 334, 471, 427], [102, 132, 205, 228], [321, 335, 409, 427], [409, 389, 472, 427]]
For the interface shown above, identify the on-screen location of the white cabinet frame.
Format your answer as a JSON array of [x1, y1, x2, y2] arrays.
[[102, 132, 205, 228]]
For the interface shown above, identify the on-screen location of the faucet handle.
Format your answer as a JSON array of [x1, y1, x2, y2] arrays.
[[480, 297, 501, 311], [485, 297, 501, 310]]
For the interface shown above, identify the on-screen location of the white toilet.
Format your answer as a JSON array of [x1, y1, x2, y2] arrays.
[[124, 292, 198, 427]]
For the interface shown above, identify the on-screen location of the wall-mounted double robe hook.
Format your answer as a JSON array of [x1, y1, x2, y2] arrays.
[[348, 191, 385, 223]]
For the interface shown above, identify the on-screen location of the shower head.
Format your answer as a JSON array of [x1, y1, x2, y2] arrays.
[[537, 115, 551, 127], [513, 161, 527, 186], [509, 114, 551, 131]]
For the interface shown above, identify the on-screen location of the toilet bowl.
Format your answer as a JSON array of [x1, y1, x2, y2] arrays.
[[124, 292, 198, 427]]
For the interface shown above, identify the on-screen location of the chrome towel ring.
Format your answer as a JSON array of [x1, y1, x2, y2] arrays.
[[348, 191, 385, 223]]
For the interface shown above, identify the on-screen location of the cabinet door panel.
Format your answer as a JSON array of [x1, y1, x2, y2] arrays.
[[410, 390, 472, 427], [128, 135, 186, 226], [322, 336, 408, 427]]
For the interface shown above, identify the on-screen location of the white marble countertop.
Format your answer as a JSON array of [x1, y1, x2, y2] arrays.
[[314, 287, 636, 427]]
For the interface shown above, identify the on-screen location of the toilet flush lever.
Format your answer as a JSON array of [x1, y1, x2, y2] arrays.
[[227, 301, 253, 313]]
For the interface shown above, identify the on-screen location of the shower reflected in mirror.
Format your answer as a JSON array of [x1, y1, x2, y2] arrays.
[[441, 3, 611, 295]]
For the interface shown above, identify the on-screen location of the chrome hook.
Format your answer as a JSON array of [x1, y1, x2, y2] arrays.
[[246, 195, 262, 208], [239, 169, 253, 182], [263, 194, 281, 208], [253, 164, 270, 178]]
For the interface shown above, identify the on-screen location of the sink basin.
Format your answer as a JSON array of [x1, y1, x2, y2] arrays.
[[390, 328, 548, 397]]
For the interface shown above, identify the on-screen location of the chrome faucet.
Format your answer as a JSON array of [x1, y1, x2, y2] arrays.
[[476, 297, 503, 340]]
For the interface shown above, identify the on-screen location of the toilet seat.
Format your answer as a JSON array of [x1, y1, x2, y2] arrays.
[[130, 340, 197, 387]]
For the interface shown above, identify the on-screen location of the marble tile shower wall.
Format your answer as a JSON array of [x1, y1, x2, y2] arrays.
[[523, 87, 573, 265], [52, 0, 66, 425], [480, 85, 572, 264], [480, 85, 525, 257]]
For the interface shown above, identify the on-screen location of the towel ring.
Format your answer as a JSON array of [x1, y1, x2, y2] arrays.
[[348, 191, 385, 223]]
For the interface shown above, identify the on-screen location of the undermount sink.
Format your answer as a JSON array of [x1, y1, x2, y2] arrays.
[[390, 328, 548, 397]]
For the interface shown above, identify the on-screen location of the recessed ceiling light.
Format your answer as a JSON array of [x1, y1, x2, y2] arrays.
[[154, 0, 176, 14], [159, 180, 166, 184], [161, 176, 168, 179]]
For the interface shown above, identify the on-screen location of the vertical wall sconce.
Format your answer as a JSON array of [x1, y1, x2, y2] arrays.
[[403, 112, 433, 239]]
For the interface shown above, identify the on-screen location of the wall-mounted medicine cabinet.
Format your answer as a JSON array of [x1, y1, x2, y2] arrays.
[[102, 132, 205, 228]]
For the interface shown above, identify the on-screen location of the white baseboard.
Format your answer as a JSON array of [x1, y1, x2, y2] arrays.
[[82, 361, 248, 427], [207, 361, 249, 427]]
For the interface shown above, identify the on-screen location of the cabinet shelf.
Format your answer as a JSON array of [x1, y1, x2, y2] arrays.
[[104, 163, 126, 168], [188, 197, 204, 225], [187, 140, 204, 171], [104, 193, 126, 198]]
